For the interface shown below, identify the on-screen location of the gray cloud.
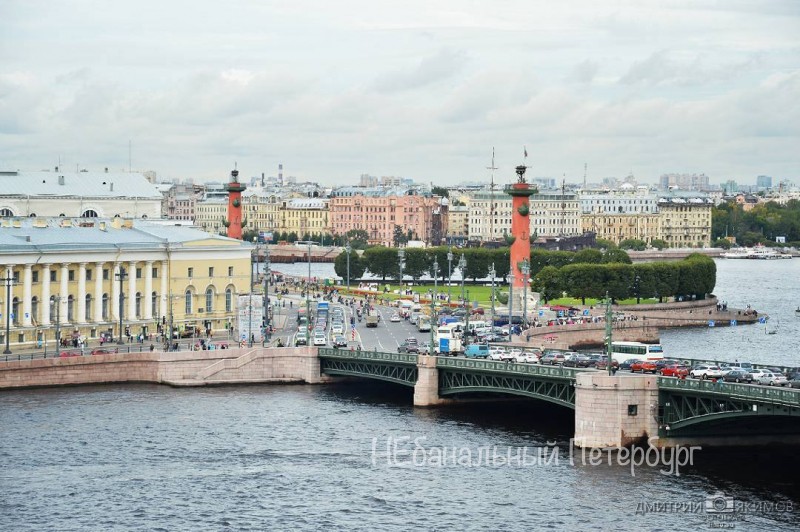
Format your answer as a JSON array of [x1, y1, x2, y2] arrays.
[[372, 48, 467, 93]]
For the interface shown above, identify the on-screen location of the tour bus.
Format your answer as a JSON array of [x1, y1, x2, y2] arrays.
[[610, 341, 665, 363], [295, 240, 320, 248]]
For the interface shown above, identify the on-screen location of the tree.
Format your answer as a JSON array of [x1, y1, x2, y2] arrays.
[[650, 239, 668, 250], [464, 249, 490, 281], [602, 248, 632, 264], [572, 248, 603, 265], [344, 229, 370, 250], [432, 186, 449, 198], [619, 239, 647, 251], [531, 266, 562, 304], [560, 263, 604, 304], [711, 238, 732, 250], [595, 238, 617, 250], [393, 225, 408, 247], [286, 231, 299, 243], [403, 248, 428, 281], [364, 247, 399, 281], [334, 249, 366, 283]]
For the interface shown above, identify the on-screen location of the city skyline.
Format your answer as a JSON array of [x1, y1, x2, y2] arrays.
[[1, 1, 798, 186]]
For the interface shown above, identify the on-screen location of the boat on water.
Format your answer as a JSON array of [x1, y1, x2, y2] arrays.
[[721, 246, 793, 260]]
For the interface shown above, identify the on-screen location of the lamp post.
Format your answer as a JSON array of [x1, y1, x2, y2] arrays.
[[306, 238, 312, 343], [633, 274, 641, 304], [520, 259, 530, 327], [264, 245, 271, 344], [489, 263, 496, 332], [458, 254, 467, 341], [2, 275, 12, 354], [115, 267, 127, 345], [54, 296, 61, 357], [507, 271, 515, 337], [446, 248, 453, 303], [249, 238, 257, 347], [430, 257, 439, 352], [398, 249, 405, 291], [345, 242, 352, 293]]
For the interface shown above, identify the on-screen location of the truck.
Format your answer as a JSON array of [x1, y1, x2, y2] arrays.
[[435, 322, 463, 355], [417, 315, 431, 332], [366, 309, 379, 328]]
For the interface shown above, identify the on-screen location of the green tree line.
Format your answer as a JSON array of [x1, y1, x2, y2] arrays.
[[712, 199, 800, 247]]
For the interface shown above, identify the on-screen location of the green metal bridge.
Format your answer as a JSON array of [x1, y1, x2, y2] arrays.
[[318, 349, 800, 439], [657, 377, 800, 438]]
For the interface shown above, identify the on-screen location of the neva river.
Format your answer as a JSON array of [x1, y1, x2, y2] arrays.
[[1, 259, 798, 530]]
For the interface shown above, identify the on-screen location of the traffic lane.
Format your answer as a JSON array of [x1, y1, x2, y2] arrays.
[[355, 310, 431, 351]]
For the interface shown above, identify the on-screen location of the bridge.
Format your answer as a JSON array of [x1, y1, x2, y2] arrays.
[[318, 348, 800, 448]]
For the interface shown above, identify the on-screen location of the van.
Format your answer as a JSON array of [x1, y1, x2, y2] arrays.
[[464, 344, 490, 359], [467, 321, 487, 332]]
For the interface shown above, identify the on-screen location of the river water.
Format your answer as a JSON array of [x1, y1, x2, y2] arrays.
[[1, 259, 799, 530]]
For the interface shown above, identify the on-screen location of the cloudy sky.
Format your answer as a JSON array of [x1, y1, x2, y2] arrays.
[[1, 1, 798, 186]]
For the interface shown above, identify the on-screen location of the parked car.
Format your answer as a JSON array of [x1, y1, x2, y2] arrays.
[[789, 377, 800, 389], [564, 354, 594, 368], [720, 365, 746, 376], [655, 359, 680, 371], [541, 352, 567, 365], [332, 335, 348, 348], [501, 348, 522, 362], [747, 369, 770, 382], [618, 359, 638, 371], [398, 338, 419, 354], [660, 364, 690, 378], [515, 351, 539, 364], [722, 370, 751, 383], [595, 358, 619, 371], [487, 348, 505, 361], [90, 347, 118, 356], [630, 360, 659, 373], [757, 372, 789, 386], [689, 364, 725, 380]]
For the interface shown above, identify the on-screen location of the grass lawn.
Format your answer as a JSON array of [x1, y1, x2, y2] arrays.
[[337, 282, 659, 308]]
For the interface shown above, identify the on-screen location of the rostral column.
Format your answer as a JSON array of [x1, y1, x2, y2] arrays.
[[505, 165, 537, 289], [224, 167, 247, 239]]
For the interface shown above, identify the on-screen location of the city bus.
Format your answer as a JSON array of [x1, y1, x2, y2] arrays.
[[610, 341, 664, 363]]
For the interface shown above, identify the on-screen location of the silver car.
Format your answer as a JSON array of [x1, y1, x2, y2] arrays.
[[757, 372, 789, 386]]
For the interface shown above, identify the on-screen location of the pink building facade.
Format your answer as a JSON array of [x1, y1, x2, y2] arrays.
[[329, 188, 447, 246]]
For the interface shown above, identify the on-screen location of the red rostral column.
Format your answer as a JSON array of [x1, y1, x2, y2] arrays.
[[505, 165, 536, 289], [224, 167, 247, 239]]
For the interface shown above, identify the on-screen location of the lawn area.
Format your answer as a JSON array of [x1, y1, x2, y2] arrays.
[[337, 282, 658, 308]]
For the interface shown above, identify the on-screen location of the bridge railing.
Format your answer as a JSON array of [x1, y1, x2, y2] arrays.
[[657, 377, 800, 405], [318, 347, 418, 365], [437, 356, 580, 379]]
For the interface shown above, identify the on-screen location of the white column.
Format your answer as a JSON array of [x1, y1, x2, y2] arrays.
[[144, 261, 153, 320], [128, 261, 136, 319], [78, 263, 87, 323], [112, 263, 120, 321], [159, 261, 168, 323], [40, 264, 51, 326], [94, 262, 103, 323], [23, 264, 32, 327], [3, 265, 12, 329], [59, 263, 68, 324]]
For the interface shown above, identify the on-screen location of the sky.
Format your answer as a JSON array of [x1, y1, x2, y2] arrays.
[[1, 1, 798, 186]]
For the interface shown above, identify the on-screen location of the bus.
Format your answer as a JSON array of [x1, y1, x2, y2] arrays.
[[295, 240, 319, 248], [610, 341, 664, 363], [417, 315, 431, 332]]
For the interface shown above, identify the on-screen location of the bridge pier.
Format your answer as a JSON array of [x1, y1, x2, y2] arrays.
[[573, 373, 660, 449], [414, 355, 449, 407]]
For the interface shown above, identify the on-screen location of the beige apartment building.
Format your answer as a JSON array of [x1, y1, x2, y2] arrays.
[[581, 213, 661, 243]]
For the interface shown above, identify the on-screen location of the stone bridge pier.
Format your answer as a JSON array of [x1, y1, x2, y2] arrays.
[[413, 355, 449, 406]]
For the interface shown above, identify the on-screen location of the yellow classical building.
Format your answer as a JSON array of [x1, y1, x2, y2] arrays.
[[0, 217, 252, 351], [581, 213, 661, 244]]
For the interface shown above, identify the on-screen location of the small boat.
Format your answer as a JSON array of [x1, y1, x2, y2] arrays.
[[795, 307, 800, 316]]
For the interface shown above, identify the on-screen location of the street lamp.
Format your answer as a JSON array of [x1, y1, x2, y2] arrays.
[[54, 296, 62, 357], [520, 259, 530, 328], [345, 242, 352, 292], [249, 238, 257, 347], [458, 254, 467, 339], [430, 257, 439, 352], [263, 245, 271, 344], [489, 263, 496, 332], [115, 267, 128, 345], [507, 271, 515, 337], [447, 248, 453, 303], [398, 249, 406, 290], [633, 274, 641, 304], [2, 275, 12, 354]]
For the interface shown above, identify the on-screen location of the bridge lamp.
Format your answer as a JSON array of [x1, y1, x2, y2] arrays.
[[447, 248, 454, 302], [345, 242, 352, 292], [431, 258, 439, 353], [398, 249, 405, 287], [506, 271, 515, 336], [520, 259, 530, 328], [489, 263, 496, 332]]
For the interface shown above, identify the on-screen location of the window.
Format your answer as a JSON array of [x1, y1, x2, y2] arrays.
[[208, 267, 214, 277], [12, 271, 19, 283], [188, 268, 194, 279], [152, 267, 158, 278], [32, 271, 39, 283], [31, 297, 39, 324], [136, 268, 142, 279], [86, 269, 92, 281], [228, 266, 233, 277], [102, 294, 109, 320], [12, 298, 19, 326], [50, 270, 57, 282], [151, 292, 158, 318], [225, 288, 232, 312], [103, 269, 109, 280], [185, 290, 193, 314], [68, 270, 75, 282]]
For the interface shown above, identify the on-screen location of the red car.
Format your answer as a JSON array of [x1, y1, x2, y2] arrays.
[[660, 364, 690, 378], [58, 350, 82, 358], [630, 360, 658, 373], [91, 347, 119, 356]]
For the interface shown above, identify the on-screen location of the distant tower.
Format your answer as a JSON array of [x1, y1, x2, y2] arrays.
[[278, 163, 284, 186], [224, 166, 247, 240], [506, 165, 537, 289]]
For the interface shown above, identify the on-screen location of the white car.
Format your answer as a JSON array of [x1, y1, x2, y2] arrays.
[[757, 372, 789, 386], [515, 351, 539, 363], [313, 333, 327, 346], [747, 369, 770, 382], [690, 365, 725, 379], [501, 348, 521, 362], [331, 323, 344, 334], [487, 348, 505, 361], [390, 313, 402, 322]]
